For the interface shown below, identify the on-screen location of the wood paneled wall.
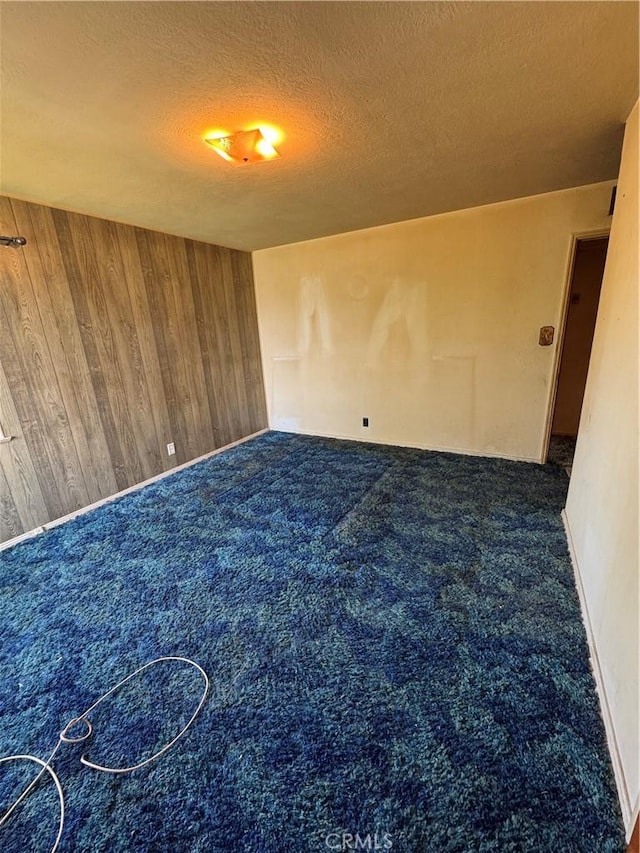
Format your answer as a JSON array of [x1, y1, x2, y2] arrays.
[[0, 196, 267, 543]]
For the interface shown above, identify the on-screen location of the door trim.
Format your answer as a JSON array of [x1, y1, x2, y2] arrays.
[[541, 229, 610, 463]]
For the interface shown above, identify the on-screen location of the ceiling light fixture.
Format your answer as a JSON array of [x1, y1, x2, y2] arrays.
[[204, 128, 280, 164]]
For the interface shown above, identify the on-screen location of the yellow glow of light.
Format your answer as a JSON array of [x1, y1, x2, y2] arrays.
[[203, 126, 282, 164], [254, 124, 284, 146], [204, 136, 234, 161], [212, 148, 234, 163], [255, 137, 279, 159], [204, 127, 230, 139]]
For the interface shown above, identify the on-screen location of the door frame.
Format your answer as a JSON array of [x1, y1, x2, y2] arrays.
[[541, 228, 610, 463]]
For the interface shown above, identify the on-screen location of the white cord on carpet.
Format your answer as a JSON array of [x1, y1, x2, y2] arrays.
[[0, 656, 209, 853], [0, 752, 65, 851]]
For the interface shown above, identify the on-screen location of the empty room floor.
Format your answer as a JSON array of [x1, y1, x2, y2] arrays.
[[0, 432, 624, 852]]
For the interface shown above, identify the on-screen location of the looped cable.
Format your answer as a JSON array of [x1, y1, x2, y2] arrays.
[[60, 717, 92, 744], [78, 656, 209, 774], [0, 755, 64, 853], [0, 656, 209, 853]]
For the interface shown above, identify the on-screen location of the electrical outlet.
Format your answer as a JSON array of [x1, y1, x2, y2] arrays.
[[362, 417, 369, 427], [166, 442, 176, 456]]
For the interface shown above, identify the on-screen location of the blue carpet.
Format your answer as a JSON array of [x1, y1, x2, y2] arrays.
[[0, 432, 624, 852], [547, 436, 577, 471]]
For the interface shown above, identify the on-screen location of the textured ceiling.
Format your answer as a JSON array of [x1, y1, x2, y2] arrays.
[[0, 1, 637, 251]]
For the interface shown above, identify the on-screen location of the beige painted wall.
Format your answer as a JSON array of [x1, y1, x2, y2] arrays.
[[253, 182, 613, 460], [565, 102, 639, 832]]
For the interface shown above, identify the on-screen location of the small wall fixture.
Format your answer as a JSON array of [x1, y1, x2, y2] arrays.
[[0, 235, 27, 248], [204, 128, 280, 164]]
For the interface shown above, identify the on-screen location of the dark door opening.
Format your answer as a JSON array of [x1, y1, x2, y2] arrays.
[[547, 236, 608, 472]]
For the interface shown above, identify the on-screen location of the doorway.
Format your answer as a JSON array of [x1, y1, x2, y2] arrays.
[[546, 236, 609, 472]]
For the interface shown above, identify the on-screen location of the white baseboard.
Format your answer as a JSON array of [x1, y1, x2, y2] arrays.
[[562, 509, 634, 839], [270, 426, 541, 464], [0, 429, 268, 553]]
